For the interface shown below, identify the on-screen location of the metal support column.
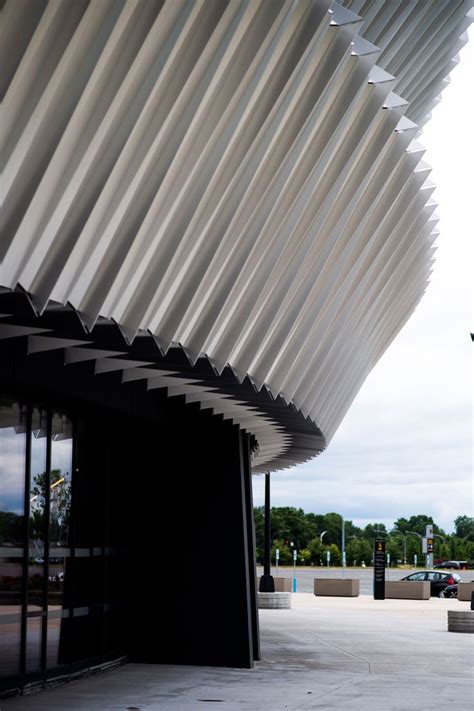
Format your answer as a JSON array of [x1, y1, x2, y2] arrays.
[[259, 472, 274, 592]]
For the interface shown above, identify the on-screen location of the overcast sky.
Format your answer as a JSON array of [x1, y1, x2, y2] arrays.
[[253, 34, 473, 535]]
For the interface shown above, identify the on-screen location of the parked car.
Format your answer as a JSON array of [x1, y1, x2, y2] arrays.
[[400, 571, 461, 596], [433, 560, 468, 570]]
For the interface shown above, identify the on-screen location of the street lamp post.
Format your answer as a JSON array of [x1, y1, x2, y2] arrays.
[[319, 530, 328, 573], [341, 518, 346, 577]]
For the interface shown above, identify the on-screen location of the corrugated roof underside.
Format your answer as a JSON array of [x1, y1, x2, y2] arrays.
[[1, 0, 470, 469]]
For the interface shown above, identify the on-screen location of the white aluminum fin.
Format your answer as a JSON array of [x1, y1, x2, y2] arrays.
[[1, 0, 469, 470]]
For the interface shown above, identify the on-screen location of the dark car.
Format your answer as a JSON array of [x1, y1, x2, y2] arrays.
[[433, 560, 468, 570], [401, 571, 462, 596]]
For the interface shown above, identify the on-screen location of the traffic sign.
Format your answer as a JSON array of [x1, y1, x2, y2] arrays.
[[374, 539, 385, 600]]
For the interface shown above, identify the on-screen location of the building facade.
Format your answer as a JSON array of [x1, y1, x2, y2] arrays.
[[1, 0, 471, 696]]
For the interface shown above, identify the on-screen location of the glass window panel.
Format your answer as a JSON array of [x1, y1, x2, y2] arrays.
[[46, 613, 63, 668], [0, 618, 23, 678], [47, 412, 73, 667], [29, 408, 47, 611], [26, 408, 48, 672], [25, 614, 43, 674], [0, 398, 26, 677]]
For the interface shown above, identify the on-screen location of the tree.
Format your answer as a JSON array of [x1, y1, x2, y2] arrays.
[[270, 507, 317, 549], [307, 537, 324, 565], [298, 548, 311, 565], [254, 507, 264, 562], [254, 506, 474, 568], [346, 537, 372, 566], [454, 516, 474, 541], [319, 512, 343, 546], [0, 511, 23, 546], [29, 469, 71, 545], [271, 539, 292, 565], [363, 522, 387, 539], [393, 515, 445, 537], [327, 543, 341, 566]]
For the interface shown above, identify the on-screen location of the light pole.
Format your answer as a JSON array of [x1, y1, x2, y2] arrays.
[[319, 530, 328, 572], [319, 531, 330, 573], [259, 472, 275, 592], [341, 518, 346, 577]]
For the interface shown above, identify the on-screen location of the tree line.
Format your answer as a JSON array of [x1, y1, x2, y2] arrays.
[[254, 508, 474, 567]]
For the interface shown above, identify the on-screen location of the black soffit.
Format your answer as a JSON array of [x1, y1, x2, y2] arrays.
[[0, 290, 326, 471]]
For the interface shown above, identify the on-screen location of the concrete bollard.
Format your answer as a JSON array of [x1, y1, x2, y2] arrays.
[[257, 592, 292, 609], [447, 610, 474, 633]]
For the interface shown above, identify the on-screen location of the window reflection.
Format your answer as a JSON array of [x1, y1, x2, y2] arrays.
[[0, 396, 119, 684], [47, 412, 73, 667], [26, 408, 47, 672], [0, 399, 26, 678]]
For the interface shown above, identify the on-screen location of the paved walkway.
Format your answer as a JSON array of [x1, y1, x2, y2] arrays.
[[4, 595, 474, 710]]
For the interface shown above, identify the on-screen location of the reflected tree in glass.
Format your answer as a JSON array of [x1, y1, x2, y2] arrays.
[[0, 399, 26, 677], [26, 408, 47, 672], [47, 412, 73, 668]]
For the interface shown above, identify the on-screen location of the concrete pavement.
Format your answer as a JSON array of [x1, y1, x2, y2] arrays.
[[3, 594, 473, 710]]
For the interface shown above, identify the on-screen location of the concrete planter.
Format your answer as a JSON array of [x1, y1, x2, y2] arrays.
[[258, 592, 292, 609], [273, 577, 292, 592], [255, 576, 292, 592], [457, 582, 474, 601], [385, 581, 430, 599], [314, 579, 359, 597], [448, 610, 474, 633]]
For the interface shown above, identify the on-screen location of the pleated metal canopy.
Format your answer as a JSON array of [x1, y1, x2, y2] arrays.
[[0, 0, 471, 471]]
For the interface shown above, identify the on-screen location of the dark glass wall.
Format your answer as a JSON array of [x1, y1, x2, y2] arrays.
[[1, 377, 258, 695], [0, 387, 148, 696], [0, 400, 76, 679], [0, 399, 26, 677]]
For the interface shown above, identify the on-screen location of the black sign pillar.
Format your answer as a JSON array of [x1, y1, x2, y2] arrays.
[[259, 473, 275, 592], [373, 539, 385, 600]]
